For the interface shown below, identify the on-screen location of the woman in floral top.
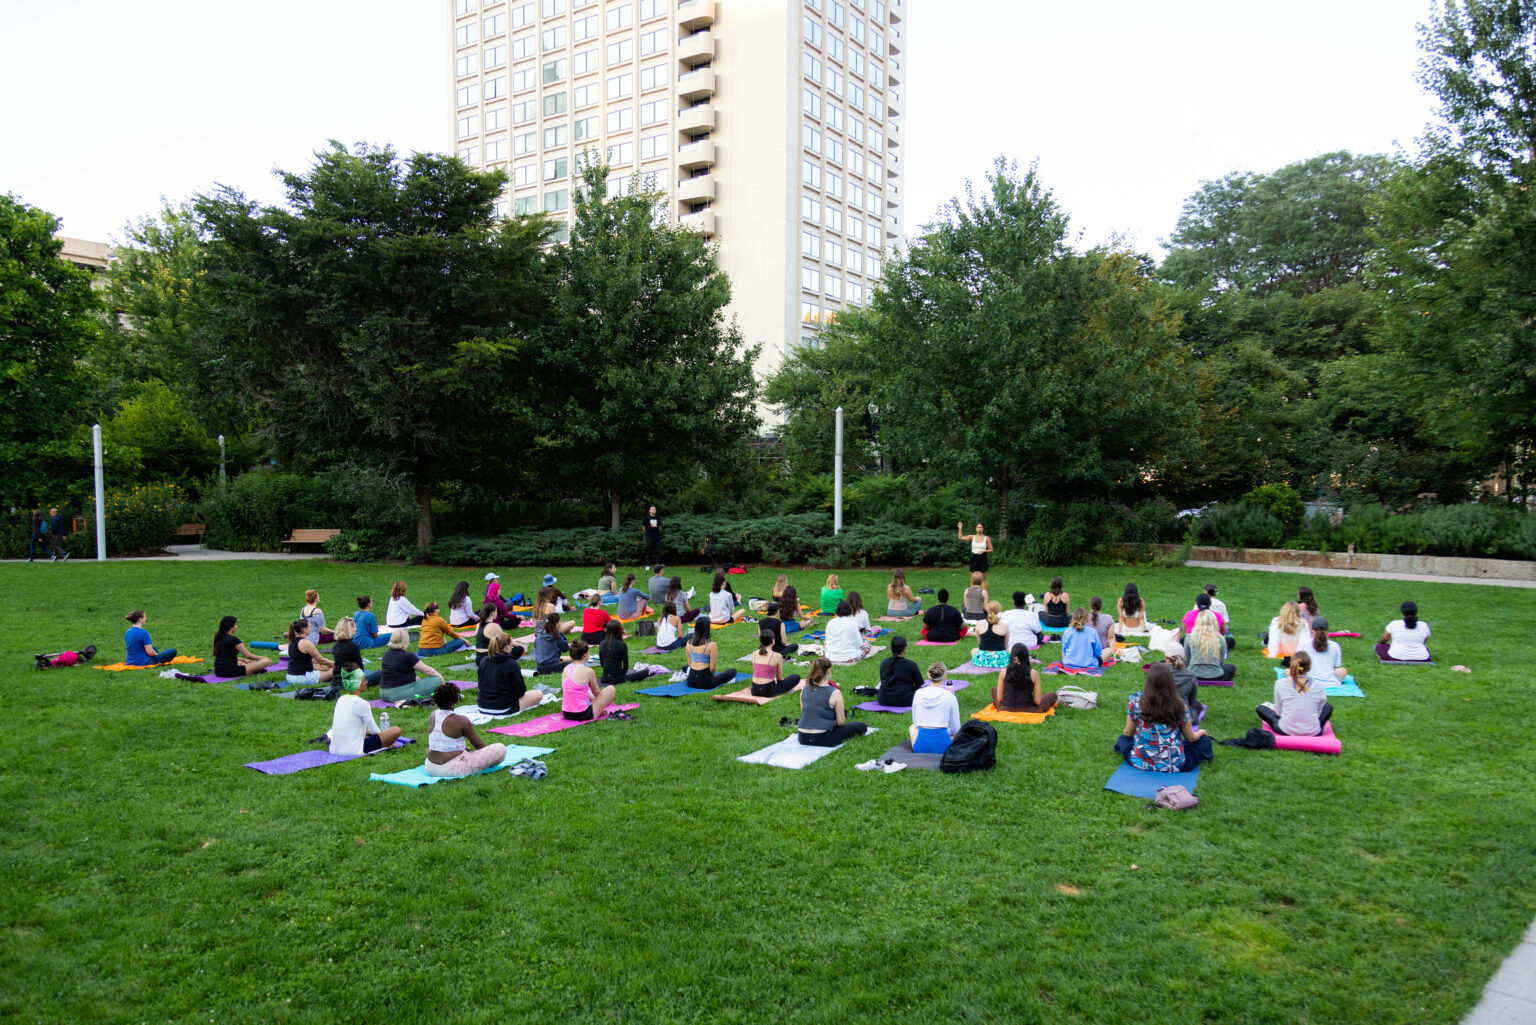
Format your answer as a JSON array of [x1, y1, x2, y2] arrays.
[[1113, 663, 1214, 772]]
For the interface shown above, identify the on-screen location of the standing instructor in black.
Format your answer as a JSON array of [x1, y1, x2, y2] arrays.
[[643, 505, 662, 570]]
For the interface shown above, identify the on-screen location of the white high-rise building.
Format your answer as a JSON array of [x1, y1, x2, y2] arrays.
[[447, 0, 906, 380]]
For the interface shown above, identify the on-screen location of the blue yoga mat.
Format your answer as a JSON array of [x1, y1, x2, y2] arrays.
[[368, 745, 555, 787], [636, 671, 750, 697], [1104, 762, 1201, 799], [1273, 667, 1365, 698]]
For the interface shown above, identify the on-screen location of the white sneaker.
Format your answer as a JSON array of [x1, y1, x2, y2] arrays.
[[882, 761, 907, 773], [854, 759, 880, 771], [538, 690, 557, 706]]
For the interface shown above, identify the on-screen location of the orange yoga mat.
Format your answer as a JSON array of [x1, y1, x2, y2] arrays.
[[969, 703, 1057, 725], [95, 656, 204, 671]]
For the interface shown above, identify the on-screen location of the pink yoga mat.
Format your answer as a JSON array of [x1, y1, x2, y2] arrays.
[[947, 661, 1005, 675], [488, 703, 638, 738], [1261, 721, 1341, 754], [915, 639, 962, 646]]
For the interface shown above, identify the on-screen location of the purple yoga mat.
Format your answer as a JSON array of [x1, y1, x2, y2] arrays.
[[854, 680, 970, 713], [1196, 677, 1235, 687], [178, 658, 291, 683], [243, 737, 415, 775]]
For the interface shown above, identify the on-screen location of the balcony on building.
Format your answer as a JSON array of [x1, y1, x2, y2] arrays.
[[888, 30, 902, 56], [677, 103, 715, 136], [677, 67, 715, 101], [677, 30, 714, 66], [677, 138, 715, 170], [677, 0, 715, 32], [676, 174, 715, 203], [679, 207, 716, 236]]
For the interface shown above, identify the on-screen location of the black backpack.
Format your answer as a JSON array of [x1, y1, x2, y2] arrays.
[[940, 720, 998, 773]]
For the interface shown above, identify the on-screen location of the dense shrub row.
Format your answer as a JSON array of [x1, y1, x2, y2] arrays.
[[1187, 500, 1536, 560], [196, 469, 416, 551]]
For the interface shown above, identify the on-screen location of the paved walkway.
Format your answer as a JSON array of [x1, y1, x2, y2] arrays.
[[1185, 560, 1536, 589], [4, 544, 329, 563], [1464, 918, 1536, 1024]]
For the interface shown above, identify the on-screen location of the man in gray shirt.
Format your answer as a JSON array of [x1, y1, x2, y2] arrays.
[[647, 565, 671, 608]]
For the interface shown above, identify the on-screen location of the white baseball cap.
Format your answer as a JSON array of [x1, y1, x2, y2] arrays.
[[484, 572, 500, 581]]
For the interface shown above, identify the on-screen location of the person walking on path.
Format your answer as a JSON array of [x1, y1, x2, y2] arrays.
[[643, 505, 662, 569], [45, 508, 69, 560], [28, 508, 45, 562]]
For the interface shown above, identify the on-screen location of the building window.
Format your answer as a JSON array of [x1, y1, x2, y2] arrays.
[[607, 141, 634, 165], [801, 300, 821, 323], [608, 173, 632, 196], [829, 70, 844, 97], [801, 160, 821, 189], [869, 225, 882, 247], [544, 189, 569, 212], [456, 53, 479, 77], [868, 160, 883, 185], [543, 91, 567, 115], [457, 83, 479, 108], [849, 116, 864, 143], [486, 74, 507, 99], [639, 132, 666, 160], [542, 26, 567, 50], [641, 27, 666, 56], [574, 83, 598, 107], [639, 63, 667, 91], [513, 99, 536, 123], [485, 105, 508, 131], [542, 0, 565, 15], [848, 215, 863, 241], [640, 99, 666, 125], [486, 138, 508, 162], [457, 114, 480, 138], [513, 68, 536, 91], [514, 195, 538, 215], [511, 2, 534, 26], [847, 280, 864, 305], [826, 172, 843, 199], [802, 194, 822, 222], [607, 107, 634, 132], [458, 144, 479, 164], [573, 115, 598, 140], [484, 12, 507, 36], [544, 124, 568, 147], [543, 57, 566, 82], [801, 265, 821, 291], [485, 43, 508, 67], [848, 150, 863, 176], [514, 130, 536, 154], [850, 15, 865, 43], [492, 197, 509, 219], [607, 38, 633, 65], [802, 88, 821, 119], [870, 30, 883, 56], [574, 14, 597, 40], [640, 0, 663, 18], [514, 163, 536, 186], [828, 35, 843, 63], [802, 124, 822, 154], [849, 49, 865, 77], [868, 255, 882, 278], [830, 1, 845, 28], [849, 183, 864, 208], [869, 127, 884, 154], [457, 23, 479, 47], [574, 47, 598, 74], [825, 273, 842, 300], [869, 65, 885, 90], [827, 138, 844, 166], [801, 230, 821, 258], [511, 35, 534, 59], [824, 205, 842, 232], [804, 52, 823, 83], [807, 0, 823, 11], [544, 156, 568, 180], [550, 220, 571, 243], [803, 15, 822, 47], [456, 0, 475, 14], [825, 240, 842, 265], [606, 72, 633, 99], [606, 3, 633, 30], [846, 249, 863, 274]]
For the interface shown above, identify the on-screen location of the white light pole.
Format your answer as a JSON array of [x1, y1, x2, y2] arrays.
[[833, 406, 844, 536], [92, 423, 106, 560], [218, 434, 226, 485]]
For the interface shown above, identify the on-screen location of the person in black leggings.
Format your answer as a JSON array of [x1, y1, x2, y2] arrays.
[[797, 657, 870, 747], [684, 619, 737, 689]]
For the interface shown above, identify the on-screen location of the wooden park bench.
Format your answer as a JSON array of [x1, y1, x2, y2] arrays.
[[175, 522, 206, 543], [283, 528, 340, 553]]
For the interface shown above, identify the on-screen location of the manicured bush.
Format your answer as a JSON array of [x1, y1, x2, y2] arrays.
[[1186, 503, 1287, 549], [78, 484, 188, 556], [1418, 502, 1515, 557], [197, 468, 415, 552], [324, 528, 412, 563], [1240, 482, 1305, 531]]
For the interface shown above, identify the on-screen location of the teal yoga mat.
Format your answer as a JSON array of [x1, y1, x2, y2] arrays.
[[1104, 762, 1200, 799], [368, 745, 556, 787], [1272, 666, 1365, 698]]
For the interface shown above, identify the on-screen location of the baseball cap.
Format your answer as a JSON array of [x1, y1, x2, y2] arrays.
[[1162, 642, 1183, 660], [543, 573, 558, 586], [484, 572, 500, 581]]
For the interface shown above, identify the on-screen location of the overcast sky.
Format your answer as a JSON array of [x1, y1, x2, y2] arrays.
[[1, 0, 1436, 255]]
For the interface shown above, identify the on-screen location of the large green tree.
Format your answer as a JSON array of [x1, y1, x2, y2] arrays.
[[194, 142, 553, 544], [0, 195, 103, 510], [763, 326, 882, 478], [530, 164, 759, 528], [840, 159, 1193, 538]]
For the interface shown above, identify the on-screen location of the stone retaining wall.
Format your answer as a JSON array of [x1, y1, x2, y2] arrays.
[[1147, 544, 1536, 582]]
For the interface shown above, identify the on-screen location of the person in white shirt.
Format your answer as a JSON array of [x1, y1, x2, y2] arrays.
[[910, 662, 962, 753], [998, 591, 1042, 650], [385, 580, 425, 628], [1378, 600, 1433, 662], [1256, 650, 1333, 736], [328, 667, 403, 756], [707, 572, 740, 624], [846, 591, 873, 633], [1203, 584, 1229, 628], [1265, 601, 1308, 662], [1300, 616, 1347, 687], [823, 601, 870, 663]]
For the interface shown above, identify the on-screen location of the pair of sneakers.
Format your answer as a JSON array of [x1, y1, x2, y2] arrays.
[[855, 759, 906, 773], [509, 758, 548, 779]]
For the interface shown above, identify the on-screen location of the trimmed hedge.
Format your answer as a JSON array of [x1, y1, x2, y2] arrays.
[[1189, 500, 1536, 560]]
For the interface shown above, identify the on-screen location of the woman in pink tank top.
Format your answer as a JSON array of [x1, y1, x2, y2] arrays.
[[560, 639, 618, 721]]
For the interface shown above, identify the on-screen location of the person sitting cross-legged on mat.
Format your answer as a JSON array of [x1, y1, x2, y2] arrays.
[[330, 617, 380, 688], [615, 573, 649, 620], [581, 593, 614, 646], [998, 591, 1042, 650], [533, 613, 572, 676], [921, 589, 966, 643], [477, 633, 542, 716], [353, 595, 390, 649], [123, 610, 177, 666], [994, 643, 1057, 714], [886, 568, 922, 619], [1116, 583, 1149, 635], [777, 584, 815, 634], [1300, 616, 1347, 688], [1183, 610, 1236, 682], [329, 666, 402, 757], [961, 571, 989, 622], [423, 681, 510, 777], [824, 601, 872, 663], [796, 657, 869, 747], [532, 587, 576, 635], [750, 629, 804, 698], [1257, 650, 1334, 737], [1039, 576, 1071, 630], [1089, 596, 1117, 650], [213, 615, 274, 678], [598, 563, 619, 599], [1162, 643, 1204, 723], [446, 580, 479, 629], [385, 580, 425, 629], [1265, 600, 1308, 663], [1115, 662, 1213, 772], [684, 619, 738, 689], [599, 620, 651, 689], [970, 600, 1011, 668], [668, 576, 701, 625], [1297, 586, 1320, 629], [1059, 607, 1103, 670], [379, 629, 444, 703], [299, 589, 328, 643], [648, 565, 672, 610], [911, 662, 963, 753], [653, 605, 686, 652], [416, 603, 470, 657], [708, 572, 742, 624], [561, 639, 620, 720], [1378, 600, 1432, 662], [758, 603, 799, 657], [474, 603, 507, 668], [876, 634, 924, 707], [846, 590, 873, 633], [285, 619, 334, 687], [819, 574, 846, 617]]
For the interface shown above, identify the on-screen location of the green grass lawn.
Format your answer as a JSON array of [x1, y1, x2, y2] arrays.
[[1, 558, 1532, 1024]]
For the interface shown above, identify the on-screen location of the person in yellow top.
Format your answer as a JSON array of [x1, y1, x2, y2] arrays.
[[416, 602, 471, 656]]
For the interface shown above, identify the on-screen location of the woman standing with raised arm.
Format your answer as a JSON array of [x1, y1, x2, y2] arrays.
[[957, 521, 994, 589]]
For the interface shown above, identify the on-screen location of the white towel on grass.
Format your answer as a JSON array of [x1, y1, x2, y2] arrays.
[[737, 730, 877, 769]]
